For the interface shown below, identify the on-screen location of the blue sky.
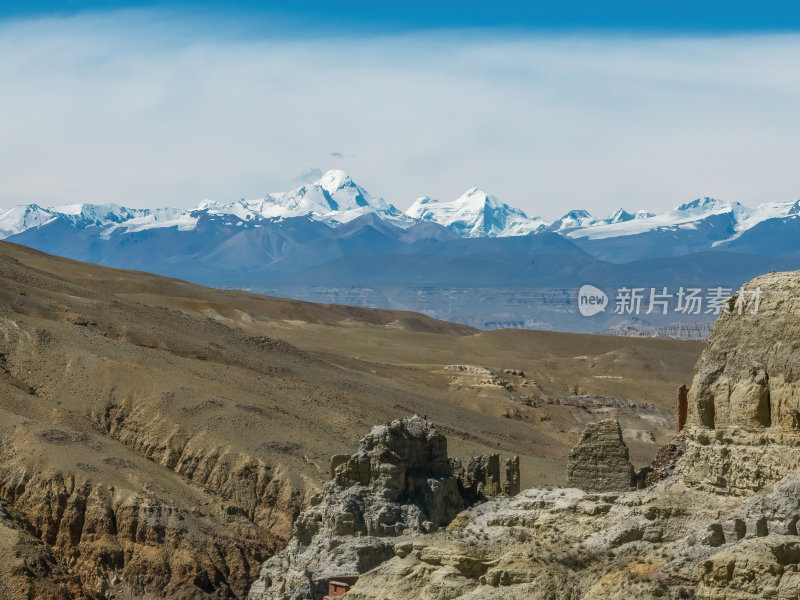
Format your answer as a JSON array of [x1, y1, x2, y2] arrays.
[[1, 2, 799, 219], [5, 1, 800, 32]]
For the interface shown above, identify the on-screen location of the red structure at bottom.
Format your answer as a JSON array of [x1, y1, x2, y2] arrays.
[[323, 575, 359, 599]]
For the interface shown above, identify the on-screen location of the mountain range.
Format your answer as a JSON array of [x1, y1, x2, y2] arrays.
[[2, 170, 798, 335]]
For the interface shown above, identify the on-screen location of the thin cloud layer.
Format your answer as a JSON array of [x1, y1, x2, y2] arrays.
[[295, 167, 323, 184], [1, 11, 799, 219]]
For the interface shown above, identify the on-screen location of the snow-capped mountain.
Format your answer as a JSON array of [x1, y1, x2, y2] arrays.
[[554, 196, 800, 262], [2, 172, 797, 250], [2, 171, 799, 336], [564, 196, 797, 242], [406, 188, 548, 238], [605, 208, 655, 224], [0, 204, 56, 238], [48, 203, 148, 228], [0, 170, 414, 241], [200, 169, 410, 227], [549, 207, 655, 232], [548, 209, 600, 232]]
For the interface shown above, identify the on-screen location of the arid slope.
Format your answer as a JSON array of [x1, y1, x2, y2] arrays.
[[0, 241, 702, 598]]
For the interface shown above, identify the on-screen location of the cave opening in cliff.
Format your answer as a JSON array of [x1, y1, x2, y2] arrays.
[[700, 395, 716, 429]]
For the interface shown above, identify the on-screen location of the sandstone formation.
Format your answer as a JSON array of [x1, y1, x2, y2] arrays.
[[682, 272, 800, 494], [247, 416, 519, 600], [342, 465, 800, 599], [566, 420, 635, 492]]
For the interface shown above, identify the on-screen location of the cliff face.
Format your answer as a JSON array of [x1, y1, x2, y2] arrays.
[[683, 272, 800, 493], [0, 466, 284, 599]]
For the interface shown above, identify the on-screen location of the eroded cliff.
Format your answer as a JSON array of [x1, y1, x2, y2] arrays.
[[682, 272, 800, 494]]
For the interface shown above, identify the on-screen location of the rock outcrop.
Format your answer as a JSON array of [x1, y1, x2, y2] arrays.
[[566, 419, 635, 492], [342, 483, 726, 600], [453, 454, 521, 503], [0, 458, 284, 600], [247, 416, 518, 600], [682, 272, 800, 494], [340, 463, 800, 600]]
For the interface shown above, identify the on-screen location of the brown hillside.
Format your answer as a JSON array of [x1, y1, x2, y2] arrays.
[[0, 241, 703, 598]]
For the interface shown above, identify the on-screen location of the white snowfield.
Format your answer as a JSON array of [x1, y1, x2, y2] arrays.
[[1, 170, 798, 242], [564, 197, 800, 242]]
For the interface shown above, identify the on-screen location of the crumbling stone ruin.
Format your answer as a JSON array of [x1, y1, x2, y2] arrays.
[[566, 419, 635, 492], [676, 383, 688, 432], [452, 453, 521, 503], [504, 455, 521, 496], [642, 432, 686, 487], [248, 415, 519, 600], [325, 415, 464, 534]]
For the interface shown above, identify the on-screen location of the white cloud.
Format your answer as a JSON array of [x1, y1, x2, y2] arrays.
[[0, 12, 799, 220], [295, 167, 322, 183]]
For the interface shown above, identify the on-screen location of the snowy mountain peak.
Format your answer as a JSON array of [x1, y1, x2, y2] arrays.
[[549, 209, 599, 232], [606, 208, 634, 224], [41, 203, 147, 229], [0, 204, 56, 238], [197, 199, 219, 210], [312, 169, 373, 210], [604, 209, 654, 225], [456, 187, 505, 209], [406, 188, 547, 238], [675, 197, 736, 213], [317, 169, 355, 193], [188, 171, 408, 227]]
